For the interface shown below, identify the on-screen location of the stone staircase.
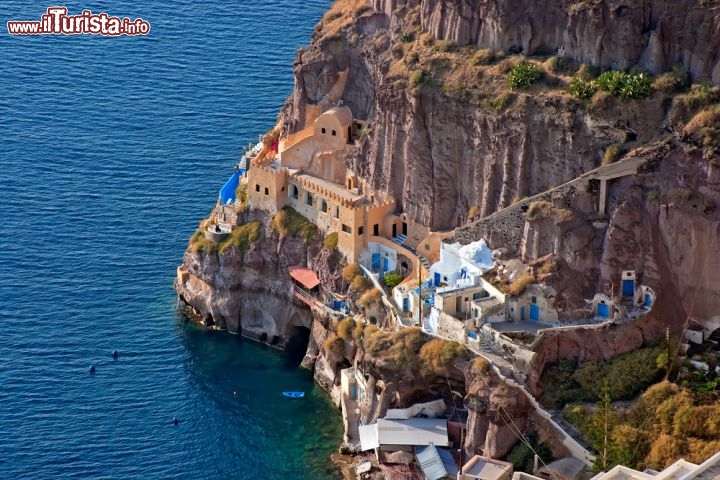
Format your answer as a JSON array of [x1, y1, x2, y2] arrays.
[[391, 234, 407, 245]]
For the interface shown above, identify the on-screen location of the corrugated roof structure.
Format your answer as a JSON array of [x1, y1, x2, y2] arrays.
[[416, 444, 448, 480], [359, 418, 449, 451]]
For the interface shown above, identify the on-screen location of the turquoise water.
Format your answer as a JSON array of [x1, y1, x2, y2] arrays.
[[0, 1, 343, 478]]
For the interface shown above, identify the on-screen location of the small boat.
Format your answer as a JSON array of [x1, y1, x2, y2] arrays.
[[282, 391, 305, 398]]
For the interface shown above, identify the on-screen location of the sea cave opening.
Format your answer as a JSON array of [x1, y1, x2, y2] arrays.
[[284, 325, 311, 368]]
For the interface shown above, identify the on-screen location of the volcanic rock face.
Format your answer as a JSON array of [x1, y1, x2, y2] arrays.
[[464, 360, 533, 458], [175, 211, 322, 341], [414, 0, 720, 83]]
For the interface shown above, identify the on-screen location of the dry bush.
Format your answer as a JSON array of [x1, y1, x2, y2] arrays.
[[602, 144, 622, 165], [342, 263, 362, 283], [336, 318, 356, 340], [526, 201, 552, 220], [471, 48, 495, 66], [419, 339, 468, 375], [350, 275, 372, 293], [358, 288, 382, 307], [323, 334, 345, 359], [507, 274, 534, 296], [646, 434, 687, 469]]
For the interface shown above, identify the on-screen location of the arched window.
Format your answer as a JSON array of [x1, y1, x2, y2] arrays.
[[321, 127, 326, 134], [290, 184, 298, 199], [331, 130, 336, 136]]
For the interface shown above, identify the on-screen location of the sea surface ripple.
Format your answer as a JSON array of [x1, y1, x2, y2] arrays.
[[0, 1, 341, 478]]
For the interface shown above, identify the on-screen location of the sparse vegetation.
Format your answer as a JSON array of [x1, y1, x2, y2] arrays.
[[546, 56, 578, 76], [272, 206, 318, 243], [526, 201, 552, 220], [409, 69, 432, 88], [470, 48, 495, 65], [467, 206, 480, 219], [436, 39, 455, 52], [653, 65, 690, 94], [350, 275, 372, 293], [188, 220, 263, 254], [602, 144, 622, 165], [507, 274, 534, 296], [507, 62, 542, 90], [219, 220, 262, 253]]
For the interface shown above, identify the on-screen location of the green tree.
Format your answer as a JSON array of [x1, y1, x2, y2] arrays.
[[587, 383, 619, 471]]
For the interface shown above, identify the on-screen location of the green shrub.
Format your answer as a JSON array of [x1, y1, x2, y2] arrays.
[[323, 232, 338, 250], [504, 433, 552, 472], [573, 345, 664, 400], [219, 220, 262, 253], [596, 70, 654, 100], [470, 48, 495, 65], [569, 76, 598, 99], [383, 272, 403, 289], [409, 69, 431, 88], [271, 206, 318, 243], [507, 62, 542, 90]]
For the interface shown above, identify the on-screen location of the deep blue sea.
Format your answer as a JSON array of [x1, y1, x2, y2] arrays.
[[0, 1, 343, 478]]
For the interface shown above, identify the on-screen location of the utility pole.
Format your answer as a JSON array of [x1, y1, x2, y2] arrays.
[[665, 326, 671, 380]]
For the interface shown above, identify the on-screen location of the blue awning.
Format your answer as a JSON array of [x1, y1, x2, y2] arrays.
[[219, 169, 244, 205]]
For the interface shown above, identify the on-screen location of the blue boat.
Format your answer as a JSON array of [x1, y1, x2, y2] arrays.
[[282, 391, 305, 398]]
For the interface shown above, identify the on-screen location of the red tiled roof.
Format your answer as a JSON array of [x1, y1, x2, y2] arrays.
[[288, 266, 320, 290]]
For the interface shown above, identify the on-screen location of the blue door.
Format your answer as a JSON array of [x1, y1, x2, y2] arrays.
[[622, 279, 635, 297], [520, 306, 526, 321], [645, 293, 652, 308], [598, 303, 610, 318], [402, 297, 409, 312], [383, 257, 389, 273], [434, 272, 441, 287], [371, 253, 381, 271], [529, 304, 540, 321]]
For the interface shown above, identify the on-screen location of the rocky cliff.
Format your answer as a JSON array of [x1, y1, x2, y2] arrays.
[[371, 0, 720, 82], [175, 210, 323, 342]]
